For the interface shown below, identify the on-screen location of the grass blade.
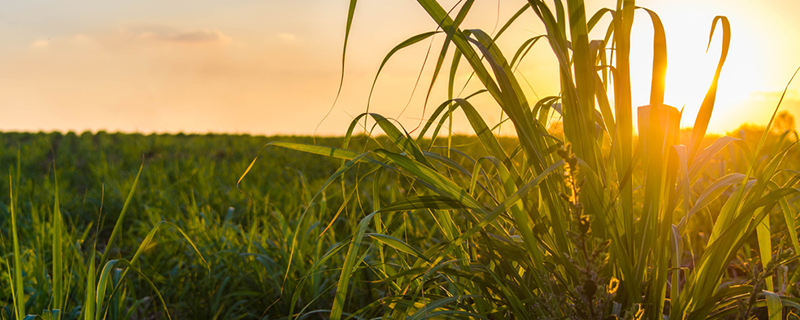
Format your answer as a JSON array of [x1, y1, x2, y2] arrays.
[[367, 233, 430, 262], [52, 166, 64, 317], [84, 250, 96, 320], [689, 16, 731, 158], [764, 290, 782, 320], [9, 174, 26, 319], [330, 212, 376, 320], [99, 162, 144, 267]]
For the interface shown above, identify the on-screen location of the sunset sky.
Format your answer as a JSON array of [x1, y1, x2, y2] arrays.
[[1, 0, 798, 136]]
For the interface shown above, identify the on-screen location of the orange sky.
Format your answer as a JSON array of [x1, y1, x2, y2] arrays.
[[1, 0, 798, 136]]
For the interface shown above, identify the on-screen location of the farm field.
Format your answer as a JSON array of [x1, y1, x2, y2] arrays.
[[1, 125, 799, 319], [0, 131, 521, 319], [4, 0, 800, 319]]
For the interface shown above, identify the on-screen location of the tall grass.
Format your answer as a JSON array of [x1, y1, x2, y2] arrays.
[[2, 0, 799, 318], [271, 0, 800, 318], [2, 144, 209, 319], [1, 133, 395, 319]]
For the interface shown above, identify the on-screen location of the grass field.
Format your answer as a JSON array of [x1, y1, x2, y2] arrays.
[[0, 132, 521, 319], [0, 132, 352, 319], [0, 125, 798, 320], [4, 0, 800, 319]]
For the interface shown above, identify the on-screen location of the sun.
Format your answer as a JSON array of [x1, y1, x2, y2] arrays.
[[625, 2, 769, 133]]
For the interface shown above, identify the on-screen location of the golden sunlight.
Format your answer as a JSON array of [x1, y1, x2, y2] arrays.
[[627, 1, 777, 133]]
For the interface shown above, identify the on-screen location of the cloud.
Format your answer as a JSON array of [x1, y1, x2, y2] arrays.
[[744, 90, 800, 115], [737, 90, 800, 115], [748, 89, 800, 102], [119, 26, 232, 45], [143, 29, 231, 43], [278, 33, 298, 42], [30, 39, 49, 49]]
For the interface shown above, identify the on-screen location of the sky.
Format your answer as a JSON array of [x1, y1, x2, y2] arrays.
[[1, 0, 798, 136]]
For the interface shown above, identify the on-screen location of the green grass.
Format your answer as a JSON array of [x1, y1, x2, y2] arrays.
[[0, 127, 798, 319], [0, 132, 511, 319], [3, 0, 800, 319], [272, 0, 800, 319]]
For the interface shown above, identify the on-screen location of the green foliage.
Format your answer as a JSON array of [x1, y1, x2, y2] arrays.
[[1, 132, 506, 319], [268, 0, 800, 319], [0, 133, 339, 318], [3, 0, 800, 319]]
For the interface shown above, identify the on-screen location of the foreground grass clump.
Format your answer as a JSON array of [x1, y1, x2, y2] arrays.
[[269, 0, 800, 319]]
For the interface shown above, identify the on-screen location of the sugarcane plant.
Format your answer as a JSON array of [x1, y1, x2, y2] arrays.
[[269, 0, 800, 318]]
